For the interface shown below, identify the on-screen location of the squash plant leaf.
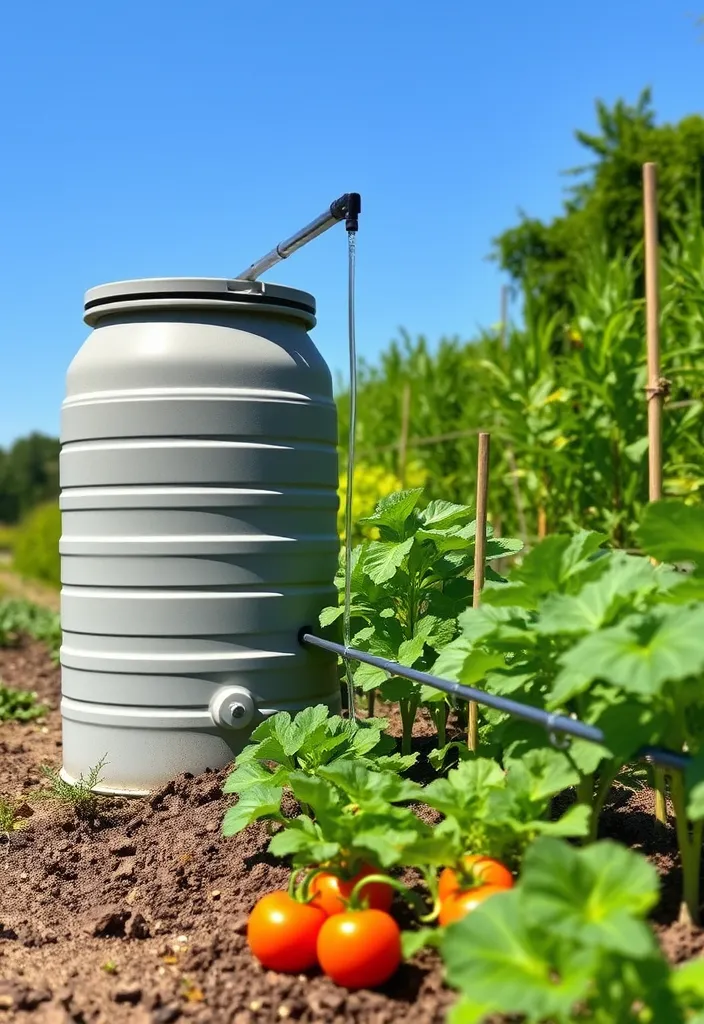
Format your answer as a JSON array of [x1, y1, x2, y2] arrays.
[[442, 888, 595, 1020], [518, 838, 660, 958], [555, 606, 704, 698], [640, 501, 704, 570]]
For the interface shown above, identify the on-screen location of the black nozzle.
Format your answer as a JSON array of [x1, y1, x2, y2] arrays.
[[330, 192, 361, 232]]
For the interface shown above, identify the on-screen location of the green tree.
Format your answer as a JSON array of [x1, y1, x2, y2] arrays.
[[0, 433, 60, 524], [493, 90, 704, 316]]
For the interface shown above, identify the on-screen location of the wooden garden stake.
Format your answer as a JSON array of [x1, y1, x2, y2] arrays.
[[468, 432, 491, 751], [644, 161, 668, 826], [398, 382, 412, 487]]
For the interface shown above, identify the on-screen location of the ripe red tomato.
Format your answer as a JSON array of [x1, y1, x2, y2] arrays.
[[438, 855, 513, 902], [247, 891, 327, 973], [317, 909, 401, 989], [438, 883, 505, 926], [310, 866, 394, 917]]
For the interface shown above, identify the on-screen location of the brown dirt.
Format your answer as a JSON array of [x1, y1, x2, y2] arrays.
[[0, 640, 702, 1023]]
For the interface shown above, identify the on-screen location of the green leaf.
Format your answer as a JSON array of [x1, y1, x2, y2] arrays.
[[519, 838, 660, 958], [428, 742, 474, 771], [442, 888, 594, 1019], [401, 927, 444, 960], [363, 537, 415, 584], [268, 817, 339, 864], [398, 634, 426, 667], [536, 553, 661, 636], [640, 500, 704, 570], [532, 803, 591, 838], [447, 996, 494, 1024], [685, 749, 704, 821], [319, 604, 344, 627], [222, 761, 282, 793], [505, 748, 580, 803], [424, 758, 504, 816], [354, 660, 389, 692], [318, 761, 423, 805], [221, 784, 283, 835], [358, 489, 424, 541], [508, 530, 608, 602], [555, 606, 704, 698], [418, 499, 473, 529]]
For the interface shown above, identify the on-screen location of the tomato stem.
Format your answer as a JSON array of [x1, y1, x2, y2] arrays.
[[347, 872, 427, 917]]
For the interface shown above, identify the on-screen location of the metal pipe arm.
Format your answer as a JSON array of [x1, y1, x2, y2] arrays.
[[236, 192, 361, 281]]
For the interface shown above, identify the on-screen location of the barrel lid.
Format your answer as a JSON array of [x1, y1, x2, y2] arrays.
[[83, 278, 316, 325]]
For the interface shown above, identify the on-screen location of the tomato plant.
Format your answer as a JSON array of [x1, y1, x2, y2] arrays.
[[222, 703, 416, 836], [320, 489, 521, 752]]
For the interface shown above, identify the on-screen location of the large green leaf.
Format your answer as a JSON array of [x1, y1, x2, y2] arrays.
[[555, 606, 704, 698], [362, 537, 415, 584], [505, 530, 608, 605], [536, 553, 661, 636], [504, 748, 580, 803], [418, 499, 474, 529], [221, 784, 283, 835], [358, 488, 424, 540], [442, 888, 595, 1020], [640, 500, 704, 570], [519, 838, 660, 957]]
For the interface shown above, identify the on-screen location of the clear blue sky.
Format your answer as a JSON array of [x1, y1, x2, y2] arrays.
[[0, 0, 700, 446]]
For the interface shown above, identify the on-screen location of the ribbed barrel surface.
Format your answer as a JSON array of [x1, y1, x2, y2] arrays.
[[60, 278, 339, 794]]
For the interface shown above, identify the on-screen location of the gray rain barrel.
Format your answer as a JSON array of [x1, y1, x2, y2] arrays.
[[59, 278, 340, 795]]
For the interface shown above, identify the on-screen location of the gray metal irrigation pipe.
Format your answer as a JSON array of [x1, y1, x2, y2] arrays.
[[300, 632, 691, 773]]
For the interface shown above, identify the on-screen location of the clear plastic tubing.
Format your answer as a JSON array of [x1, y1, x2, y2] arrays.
[[342, 231, 358, 723]]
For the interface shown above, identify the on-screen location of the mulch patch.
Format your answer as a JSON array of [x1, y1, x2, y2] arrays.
[[0, 638, 702, 1023]]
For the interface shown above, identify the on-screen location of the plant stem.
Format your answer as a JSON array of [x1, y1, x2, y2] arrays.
[[576, 773, 594, 808], [670, 770, 701, 927], [399, 698, 419, 758], [430, 703, 447, 750], [654, 767, 668, 825], [367, 689, 376, 719], [589, 767, 619, 844]]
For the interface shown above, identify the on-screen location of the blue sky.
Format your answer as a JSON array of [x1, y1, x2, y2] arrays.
[[0, 0, 700, 446]]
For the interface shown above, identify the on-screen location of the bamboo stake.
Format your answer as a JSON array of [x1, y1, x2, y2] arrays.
[[644, 161, 668, 827], [469, 432, 490, 752], [398, 382, 412, 487]]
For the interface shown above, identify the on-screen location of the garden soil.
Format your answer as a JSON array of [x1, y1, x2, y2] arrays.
[[0, 638, 702, 1024]]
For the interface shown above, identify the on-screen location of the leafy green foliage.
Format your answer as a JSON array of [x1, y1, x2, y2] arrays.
[[268, 761, 432, 874], [493, 90, 704, 318], [441, 837, 686, 1023], [222, 705, 415, 836], [439, 503, 704, 920], [422, 753, 588, 869], [0, 682, 45, 723], [0, 598, 61, 663], [0, 432, 59, 525], [321, 489, 520, 752], [336, 100, 703, 549], [36, 757, 107, 821], [12, 501, 61, 588]]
